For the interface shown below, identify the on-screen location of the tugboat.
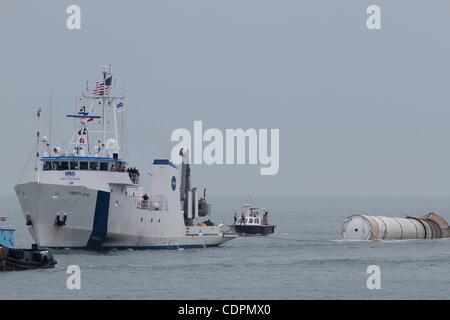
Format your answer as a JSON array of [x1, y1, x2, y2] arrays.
[[0, 217, 57, 271], [232, 198, 275, 235], [1, 244, 57, 271]]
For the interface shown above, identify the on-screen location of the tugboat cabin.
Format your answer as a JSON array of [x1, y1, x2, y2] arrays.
[[237, 208, 270, 226]]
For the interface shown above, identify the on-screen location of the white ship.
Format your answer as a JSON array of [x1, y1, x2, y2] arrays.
[[14, 66, 236, 250]]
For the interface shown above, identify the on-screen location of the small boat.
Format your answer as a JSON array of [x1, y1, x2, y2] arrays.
[[1, 217, 57, 271], [232, 199, 275, 236], [1, 244, 57, 271]]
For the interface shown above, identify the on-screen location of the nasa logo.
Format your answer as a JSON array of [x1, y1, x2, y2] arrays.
[[65, 171, 76, 177], [171, 176, 176, 191]]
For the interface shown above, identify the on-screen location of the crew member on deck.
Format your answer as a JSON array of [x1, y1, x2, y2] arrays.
[[263, 211, 269, 225], [142, 194, 149, 208]]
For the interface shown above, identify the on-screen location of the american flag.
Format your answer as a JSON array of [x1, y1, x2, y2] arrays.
[[0, 216, 6, 222], [92, 76, 112, 96]]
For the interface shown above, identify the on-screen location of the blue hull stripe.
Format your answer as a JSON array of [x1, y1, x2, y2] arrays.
[[86, 191, 110, 249]]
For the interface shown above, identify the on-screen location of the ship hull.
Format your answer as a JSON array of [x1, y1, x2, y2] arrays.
[[14, 182, 233, 250], [233, 224, 275, 235], [1, 247, 57, 271]]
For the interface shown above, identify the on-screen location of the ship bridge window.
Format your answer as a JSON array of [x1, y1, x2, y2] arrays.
[[89, 162, 99, 171], [248, 218, 254, 224], [80, 162, 88, 170], [59, 162, 69, 171], [100, 162, 108, 171], [70, 162, 79, 170], [43, 162, 52, 171]]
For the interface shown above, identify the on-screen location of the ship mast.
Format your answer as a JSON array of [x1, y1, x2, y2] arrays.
[[101, 65, 108, 155], [35, 108, 42, 183], [64, 65, 125, 159]]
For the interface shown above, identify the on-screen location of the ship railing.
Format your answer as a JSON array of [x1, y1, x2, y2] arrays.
[[137, 199, 160, 211], [137, 199, 150, 210]]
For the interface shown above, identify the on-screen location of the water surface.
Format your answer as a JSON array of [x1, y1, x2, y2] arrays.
[[2, 195, 450, 299]]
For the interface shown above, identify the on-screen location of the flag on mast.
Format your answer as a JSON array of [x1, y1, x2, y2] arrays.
[[92, 76, 112, 96], [78, 106, 86, 115], [116, 101, 124, 112]]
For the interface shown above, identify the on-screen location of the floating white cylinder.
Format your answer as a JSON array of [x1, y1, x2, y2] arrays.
[[342, 212, 450, 240]]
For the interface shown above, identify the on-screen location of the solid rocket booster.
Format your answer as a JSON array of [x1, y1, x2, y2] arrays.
[[341, 212, 450, 240]]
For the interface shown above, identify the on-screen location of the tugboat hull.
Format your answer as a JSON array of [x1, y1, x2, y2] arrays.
[[0, 246, 57, 271], [234, 224, 275, 235]]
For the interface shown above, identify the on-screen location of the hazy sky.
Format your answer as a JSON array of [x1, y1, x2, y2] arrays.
[[1, 0, 450, 197]]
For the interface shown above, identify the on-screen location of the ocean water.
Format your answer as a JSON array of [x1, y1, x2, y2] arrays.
[[1, 195, 450, 300]]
